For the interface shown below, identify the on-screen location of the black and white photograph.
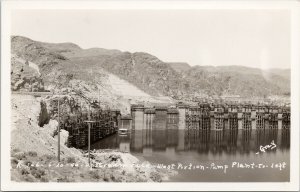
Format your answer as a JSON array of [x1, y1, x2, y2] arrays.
[[1, 0, 299, 191]]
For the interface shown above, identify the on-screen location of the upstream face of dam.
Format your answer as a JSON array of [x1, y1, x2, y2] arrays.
[[125, 103, 290, 131], [91, 102, 290, 182]]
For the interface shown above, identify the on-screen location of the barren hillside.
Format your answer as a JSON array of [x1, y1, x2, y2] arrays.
[[11, 35, 290, 103]]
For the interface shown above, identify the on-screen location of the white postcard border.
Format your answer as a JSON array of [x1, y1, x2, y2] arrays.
[[1, 0, 299, 191]]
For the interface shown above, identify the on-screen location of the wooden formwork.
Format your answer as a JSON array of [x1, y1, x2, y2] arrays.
[[60, 109, 119, 148]]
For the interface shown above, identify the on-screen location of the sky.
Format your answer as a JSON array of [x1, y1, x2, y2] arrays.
[[11, 9, 291, 69]]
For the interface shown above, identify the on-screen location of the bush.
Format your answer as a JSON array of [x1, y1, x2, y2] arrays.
[[31, 169, 45, 179], [20, 168, 29, 175], [103, 177, 109, 182], [11, 148, 20, 156], [23, 175, 34, 182], [27, 151, 37, 157], [41, 154, 56, 161], [13, 152, 26, 160], [40, 176, 49, 182], [111, 175, 116, 182], [57, 176, 71, 182], [66, 157, 76, 164], [89, 170, 100, 180], [23, 160, 32, 167], [11, 158, 19, 168]]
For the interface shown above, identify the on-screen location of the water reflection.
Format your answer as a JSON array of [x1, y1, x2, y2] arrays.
[[91, 114, 290, 182], [91, 129, 290, 156]]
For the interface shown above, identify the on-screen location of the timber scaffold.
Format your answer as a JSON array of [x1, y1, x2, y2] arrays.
[[61, 109, 121, 148]]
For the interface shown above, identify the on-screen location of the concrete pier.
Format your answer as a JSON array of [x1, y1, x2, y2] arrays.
[[251, 109, 256, 130], [238, 111, 243, 130], [131, 104, 145, 130], [145, 108, 155, 130], [177, 103, 188, 130]]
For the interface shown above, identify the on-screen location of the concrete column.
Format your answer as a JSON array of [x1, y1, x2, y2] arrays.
[[210, 111, 215, 130], [177, 130, 185, 150], [224, 114, 229, 130], [129, 120, 132, 130], [131, 110, 135, 129], [238, 112, 243, 130], [149, 114, 154, 130], [264, 114, 269, 129], [278, 113, 282, 129], [117, 113, 121, 127], [143, 113, 147, 130], [251, 110, 256, 130], [132, 107, 144, 130], [178, 107, 186, 130]]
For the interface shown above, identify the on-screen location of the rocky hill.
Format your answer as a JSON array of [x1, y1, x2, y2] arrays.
[[183, 65, 290, 97], [11, 35, 290, 105]]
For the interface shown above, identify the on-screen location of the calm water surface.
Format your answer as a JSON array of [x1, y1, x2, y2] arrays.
[[91, 117, 290, 182]]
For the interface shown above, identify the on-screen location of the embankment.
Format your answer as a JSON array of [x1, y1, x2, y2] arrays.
[[10, 94, 176, 182]]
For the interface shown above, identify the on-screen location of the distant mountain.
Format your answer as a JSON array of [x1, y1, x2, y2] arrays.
[[266, 68, 290, 81], [11, 36, 290, 101], [62, 47, 123, 58], [167, 62, 191, 73], [183, 65, 290, 97]]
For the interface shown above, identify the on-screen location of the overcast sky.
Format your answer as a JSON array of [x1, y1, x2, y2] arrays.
[[11, 9, 290, 69]]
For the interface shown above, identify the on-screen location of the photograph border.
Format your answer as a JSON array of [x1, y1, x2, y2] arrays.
[[1, 0, 299, 191]]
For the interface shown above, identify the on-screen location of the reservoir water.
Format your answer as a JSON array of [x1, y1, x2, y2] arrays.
[[90, 116, 290, 182]]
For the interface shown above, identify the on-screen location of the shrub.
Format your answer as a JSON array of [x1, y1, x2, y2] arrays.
[[31, 169, 45, 179], [23, 175, 34, 182], [23, 160, 32, 167], [89, 170, 100, 180], [11, 148, 20, 156], [40, 176, 49, 182], [13, 152, 26, 160], [66, 157, 76, 164], [20, 168, 29, 175], [103, 177, 109, 182], [11, 158, 19, 168], [103, 173, 110, 182], [111, 175, 116, 182], [42, 154, 56, 161], [27, 151, 37, 157], [57, 176, 71, 182]]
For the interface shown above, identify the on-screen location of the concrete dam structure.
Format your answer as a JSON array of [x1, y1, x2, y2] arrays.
[[59, 102, 290, 149], [130, 102, 290, 131]]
